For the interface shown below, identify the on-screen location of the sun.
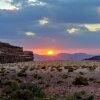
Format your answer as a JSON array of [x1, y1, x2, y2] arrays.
[[47, 50, 54, 55]]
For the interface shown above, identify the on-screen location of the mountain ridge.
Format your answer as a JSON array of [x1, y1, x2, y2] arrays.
[[85, 55, 100, 61], [34, 53, 93, 61]]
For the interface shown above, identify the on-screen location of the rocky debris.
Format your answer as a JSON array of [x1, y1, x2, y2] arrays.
[[0, 41, 34, 63]]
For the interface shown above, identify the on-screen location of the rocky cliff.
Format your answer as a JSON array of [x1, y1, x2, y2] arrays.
[[0, 41, 34, 63]]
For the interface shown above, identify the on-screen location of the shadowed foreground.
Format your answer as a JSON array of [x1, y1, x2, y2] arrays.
[[0, 60, 100, 100]]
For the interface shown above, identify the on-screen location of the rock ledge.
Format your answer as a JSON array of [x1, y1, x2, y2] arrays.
[[0, 41, 34, 63]]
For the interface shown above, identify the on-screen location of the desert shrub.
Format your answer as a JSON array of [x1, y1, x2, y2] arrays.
[[79, 72, 85, 75], [57, 80, 63, 84], [61, 74, 68, 79], [43, 94, 61, 100], [17, 71, 27, 77], [73, 76, 88, 86], [2, 82, 45, 100], [43, 97, 58, 100], [81, 65, 87, 68], [33, 73, 38, 78], [64, 66, 68, 69], [23, 66, 28, 70], [93, 80, 100, 84], [56, 68, 62, 72], [0, 67, 6, 71], [88, 66, 96, 71], [38, 80, 45, 85], [33, 74, 42, 79], [19, 83, 45, 98], [68, 67, 74, 72], [65, 91, 94, 100], [37, 76, 42, 80], [29, 67, 35, 71], [15, 77, 22, 83], [89, 78, 96, 82], [3, 80, 19, 94], [50, 68, 55, 71], [41, 66, 46, 70], [0, 67, 6, 76], [17, 68, 27, 77], [45, 84, 50, 88], [9, 89, 34, 100], [50, 75, 54, 78]]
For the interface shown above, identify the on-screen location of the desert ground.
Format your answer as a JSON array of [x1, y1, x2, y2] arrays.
[[0, 60, 100, 100]]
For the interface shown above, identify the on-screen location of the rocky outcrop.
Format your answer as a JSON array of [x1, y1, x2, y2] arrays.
[[0, 41, 34, 63], [85, 56, 100, 61]]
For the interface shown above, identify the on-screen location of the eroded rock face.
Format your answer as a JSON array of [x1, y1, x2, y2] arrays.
[[0, 41, 34, 63]]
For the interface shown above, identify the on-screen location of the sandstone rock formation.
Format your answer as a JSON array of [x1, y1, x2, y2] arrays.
[[0, 41, 34, 63]]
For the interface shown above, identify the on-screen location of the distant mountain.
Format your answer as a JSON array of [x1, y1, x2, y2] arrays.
[[85, 55, 100, 61], [34, 53, 93, 61]]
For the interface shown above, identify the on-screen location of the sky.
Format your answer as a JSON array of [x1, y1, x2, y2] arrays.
[[0, 0, 100, 55]]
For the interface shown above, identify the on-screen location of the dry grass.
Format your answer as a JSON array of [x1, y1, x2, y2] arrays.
[[0, 60, 100, 100]]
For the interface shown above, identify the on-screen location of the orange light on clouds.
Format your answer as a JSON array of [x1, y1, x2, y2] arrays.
[[30, 49, 57, 55]]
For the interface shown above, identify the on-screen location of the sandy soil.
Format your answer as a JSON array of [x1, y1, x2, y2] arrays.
[[0, 60, 100, 99]]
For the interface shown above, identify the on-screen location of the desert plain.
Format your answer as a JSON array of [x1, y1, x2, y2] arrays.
[[0, 60, 100, 100]]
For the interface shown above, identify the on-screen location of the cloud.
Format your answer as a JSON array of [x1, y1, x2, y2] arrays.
[[10, 0, 46, 8], [38, 0, 100, 23], [38, 17, 49, 25], [1, 0, 100, 23], [25, 32, 36, 36], [0, 0, 19, 10], [83, 24, 100, 32], [97, 6, 100, 14], [66, 24, 100, 34], [67, 28, 79, 34], [28, 0, 47, 6]]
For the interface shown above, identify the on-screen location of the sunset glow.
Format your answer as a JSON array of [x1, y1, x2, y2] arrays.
[[25, 48, 100, 55], [47, 50, 54, 55]]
